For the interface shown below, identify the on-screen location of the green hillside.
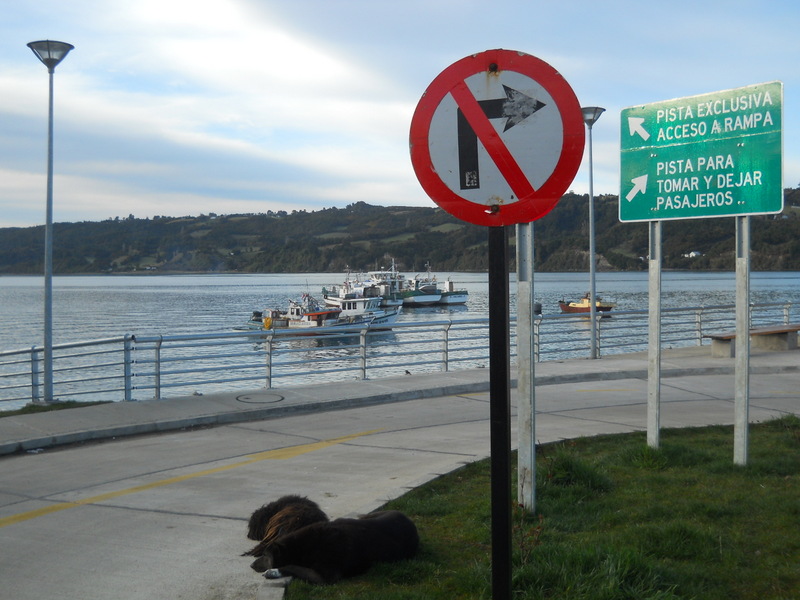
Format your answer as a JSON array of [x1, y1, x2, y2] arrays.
[[2, 189, 800, 274]]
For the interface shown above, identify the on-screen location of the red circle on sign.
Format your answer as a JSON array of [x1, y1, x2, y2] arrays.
[[409, 49, 585, 226]]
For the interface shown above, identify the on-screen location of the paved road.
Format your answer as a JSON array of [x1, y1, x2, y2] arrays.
[[1, 348, 798, 600]]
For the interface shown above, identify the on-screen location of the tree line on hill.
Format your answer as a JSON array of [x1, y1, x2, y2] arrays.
[[2, 188, 800, 275]]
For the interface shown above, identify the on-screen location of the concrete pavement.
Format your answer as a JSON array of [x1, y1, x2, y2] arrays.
[[1, 346, 798, 600]]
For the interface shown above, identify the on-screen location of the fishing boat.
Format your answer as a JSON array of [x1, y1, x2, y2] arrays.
[[409, 263, 470, 306], [323, 272, 379, 303], [357, 260, 406, 308], [558, 293, 615, 314], [329, 261, 468, 308], [335, 260, 438, 307], [321, 283, 402, 327], [437, 278, 469, 305], [241, 292, 398, 333], [398, 262, 441, 306], [401, 278, 441, 305]]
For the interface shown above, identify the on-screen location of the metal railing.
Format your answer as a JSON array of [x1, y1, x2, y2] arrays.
[[1, 302, 796, 409]]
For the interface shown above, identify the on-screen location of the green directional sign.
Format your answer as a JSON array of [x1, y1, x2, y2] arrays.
[[620, 81, 783, 222]]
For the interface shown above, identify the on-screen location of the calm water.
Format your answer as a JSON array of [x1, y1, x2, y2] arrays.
[[2, 271, 800, 352]]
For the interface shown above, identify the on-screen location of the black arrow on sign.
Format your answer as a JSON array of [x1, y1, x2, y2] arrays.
[[458, 85, 546, 190]]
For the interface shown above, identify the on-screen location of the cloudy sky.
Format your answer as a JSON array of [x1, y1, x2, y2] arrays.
[[1, 0, 797, 227]]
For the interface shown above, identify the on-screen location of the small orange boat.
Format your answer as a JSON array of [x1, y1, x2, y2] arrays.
[[558, 293, 615, 314]]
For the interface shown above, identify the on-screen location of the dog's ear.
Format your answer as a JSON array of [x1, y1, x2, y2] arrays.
[[246, 506, 270, 540]]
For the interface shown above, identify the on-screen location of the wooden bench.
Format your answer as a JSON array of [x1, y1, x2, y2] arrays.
[[705, 324, 800, 358]]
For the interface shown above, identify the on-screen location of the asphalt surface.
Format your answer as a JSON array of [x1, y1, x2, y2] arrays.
[[1, 346, 798, 600]]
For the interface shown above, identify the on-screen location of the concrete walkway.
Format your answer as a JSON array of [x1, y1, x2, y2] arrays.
[[1, 346, 798, 456]]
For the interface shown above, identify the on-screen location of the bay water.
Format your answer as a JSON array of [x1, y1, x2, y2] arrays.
[[2, 271, 800, 352]]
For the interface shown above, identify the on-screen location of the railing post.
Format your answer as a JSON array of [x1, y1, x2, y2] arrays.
[[594, 314, 602, 358], [695, 308, 703, 346], [783, 302, 791, 324], [123, 334, 135, 402], [359, 326, 368, 380], [442, 322, 452, 372], [265, 331, 274, 389], [31, 346, 42, 404], [533, 317, 540, 362], [154, 336, 163, 400]]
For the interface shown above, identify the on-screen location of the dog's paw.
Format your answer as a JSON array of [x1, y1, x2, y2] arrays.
[[250, 556, 270, 572], [263, 569, 285, 579]]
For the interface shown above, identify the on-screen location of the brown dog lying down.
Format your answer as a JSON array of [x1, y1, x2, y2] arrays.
[[243, 495, 329, 557], [249, 510, 419, 584]]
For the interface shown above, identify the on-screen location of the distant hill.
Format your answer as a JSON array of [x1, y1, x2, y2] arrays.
[[2, 189, 800, 274]]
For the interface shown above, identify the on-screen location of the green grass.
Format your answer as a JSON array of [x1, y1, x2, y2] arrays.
[[0, 400, 110, 418], [286, 416, 800, 600]]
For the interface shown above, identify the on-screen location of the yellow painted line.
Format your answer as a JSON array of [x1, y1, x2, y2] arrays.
[[0, 429, 381, 529]]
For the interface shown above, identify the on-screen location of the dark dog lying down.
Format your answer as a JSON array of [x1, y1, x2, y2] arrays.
[[244, 495, 328, 557], [249, 509, 419, 584]]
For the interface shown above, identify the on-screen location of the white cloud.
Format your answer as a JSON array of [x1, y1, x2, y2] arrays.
[[1, 0, 798, 227]]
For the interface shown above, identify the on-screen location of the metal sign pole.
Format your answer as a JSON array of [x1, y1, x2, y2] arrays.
[[516, 222, 536, 513], [647, 221, 662, 448], [734, 215, 751, 465], [488, 225, 511, 600]]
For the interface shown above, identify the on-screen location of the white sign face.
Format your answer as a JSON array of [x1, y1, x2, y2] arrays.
[[427, 71, 563, 205]]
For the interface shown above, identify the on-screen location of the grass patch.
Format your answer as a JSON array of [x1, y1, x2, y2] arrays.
[[0, 400, 111, 418], [316, 232, 350, 240], [382, 233, 416, 243], [430, 223, 464, 233], [286, 416, 800, 600]]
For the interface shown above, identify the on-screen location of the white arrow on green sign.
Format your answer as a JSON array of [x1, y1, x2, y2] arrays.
[[620, 81, 783, 222]]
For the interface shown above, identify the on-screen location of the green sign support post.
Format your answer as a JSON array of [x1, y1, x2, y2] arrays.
[[620, 81, 783, 222], [620, 81, 783, 466]]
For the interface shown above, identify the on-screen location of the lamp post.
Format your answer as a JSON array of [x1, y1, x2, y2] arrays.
[[582, 106, 604, 359], [28, 40, 74, 402]]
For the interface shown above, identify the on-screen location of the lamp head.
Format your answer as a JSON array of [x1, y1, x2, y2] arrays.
[[581, 106, 605, 128], [27, 40, 74, 72]]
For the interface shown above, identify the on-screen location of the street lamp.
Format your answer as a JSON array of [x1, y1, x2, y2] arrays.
[[582, 106, 604, 359], [28, 40, 74, 402]]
